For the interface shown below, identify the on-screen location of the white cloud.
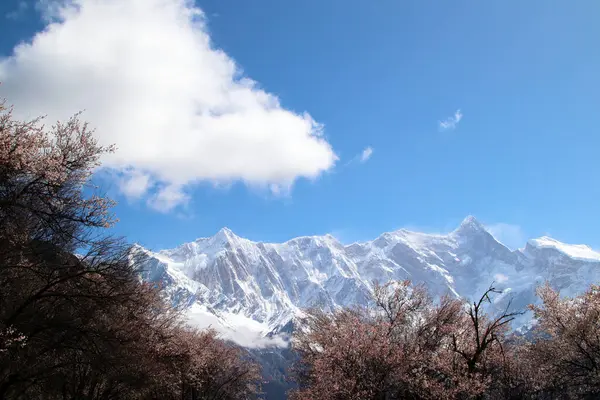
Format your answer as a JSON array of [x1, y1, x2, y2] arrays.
[[487, 223, 526, 250], [118, 169, 152, 200], [439, 109, 463, 131], [359, 146, 373, 163], [186, 305, 289, 349], [344, 145, 374, 166], [147, 184, 190, 213], [0, 0, 337, 211]]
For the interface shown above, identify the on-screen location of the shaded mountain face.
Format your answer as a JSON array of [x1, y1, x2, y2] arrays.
[[135, 216, 600, 337]]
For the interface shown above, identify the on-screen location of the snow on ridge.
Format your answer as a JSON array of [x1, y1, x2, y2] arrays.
[[455, 215, 486, 231], [161, 216, 483, 255], [137, 216, 600, 343], [528, 236, 600, 262]]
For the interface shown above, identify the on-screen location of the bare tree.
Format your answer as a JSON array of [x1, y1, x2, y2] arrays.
[[450, 284, 522, 372], [524, 283, 600, 399], [0, 97, 261, 400], [290, 280, 496, 400]]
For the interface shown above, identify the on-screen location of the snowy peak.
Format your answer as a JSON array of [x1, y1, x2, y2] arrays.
[[527, 236, 600, 262], [170, 227, 246, 255], [137, 216, 600, 344], [285, 233, 343, 250], [452, 215, 488, 236], [216, 226, 235, 236], [211, 227, 242, 245]]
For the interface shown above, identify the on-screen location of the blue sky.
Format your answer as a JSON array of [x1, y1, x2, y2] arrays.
[[1, 0, 599, 251]]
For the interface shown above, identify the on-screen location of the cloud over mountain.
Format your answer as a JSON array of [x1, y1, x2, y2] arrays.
[[0, 0, 337, 212]]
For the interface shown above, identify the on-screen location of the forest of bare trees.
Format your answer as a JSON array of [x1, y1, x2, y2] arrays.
[[2, 94, 600, 400], [0, 98, 260, 399], [290, 280, 600, 399]]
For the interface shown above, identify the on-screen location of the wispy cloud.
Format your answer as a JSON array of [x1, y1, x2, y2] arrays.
[[5, 1, 28, 20], [359, 146, 374, 163], [399, 219, 527, 251], [147, 185, 191, 213], [486, 223, 527, 250], [439, 109, 463, 131], [118, 170, 152, 200], [344, 146, 375, 167]]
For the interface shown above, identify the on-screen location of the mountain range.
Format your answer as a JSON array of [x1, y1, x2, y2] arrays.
[[135, 216, 600, 348]]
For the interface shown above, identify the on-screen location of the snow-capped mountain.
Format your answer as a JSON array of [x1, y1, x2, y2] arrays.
[[136, 216, 600, 344]]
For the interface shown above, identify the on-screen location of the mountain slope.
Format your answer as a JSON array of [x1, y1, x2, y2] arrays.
[[136, 216, 600, 342]]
